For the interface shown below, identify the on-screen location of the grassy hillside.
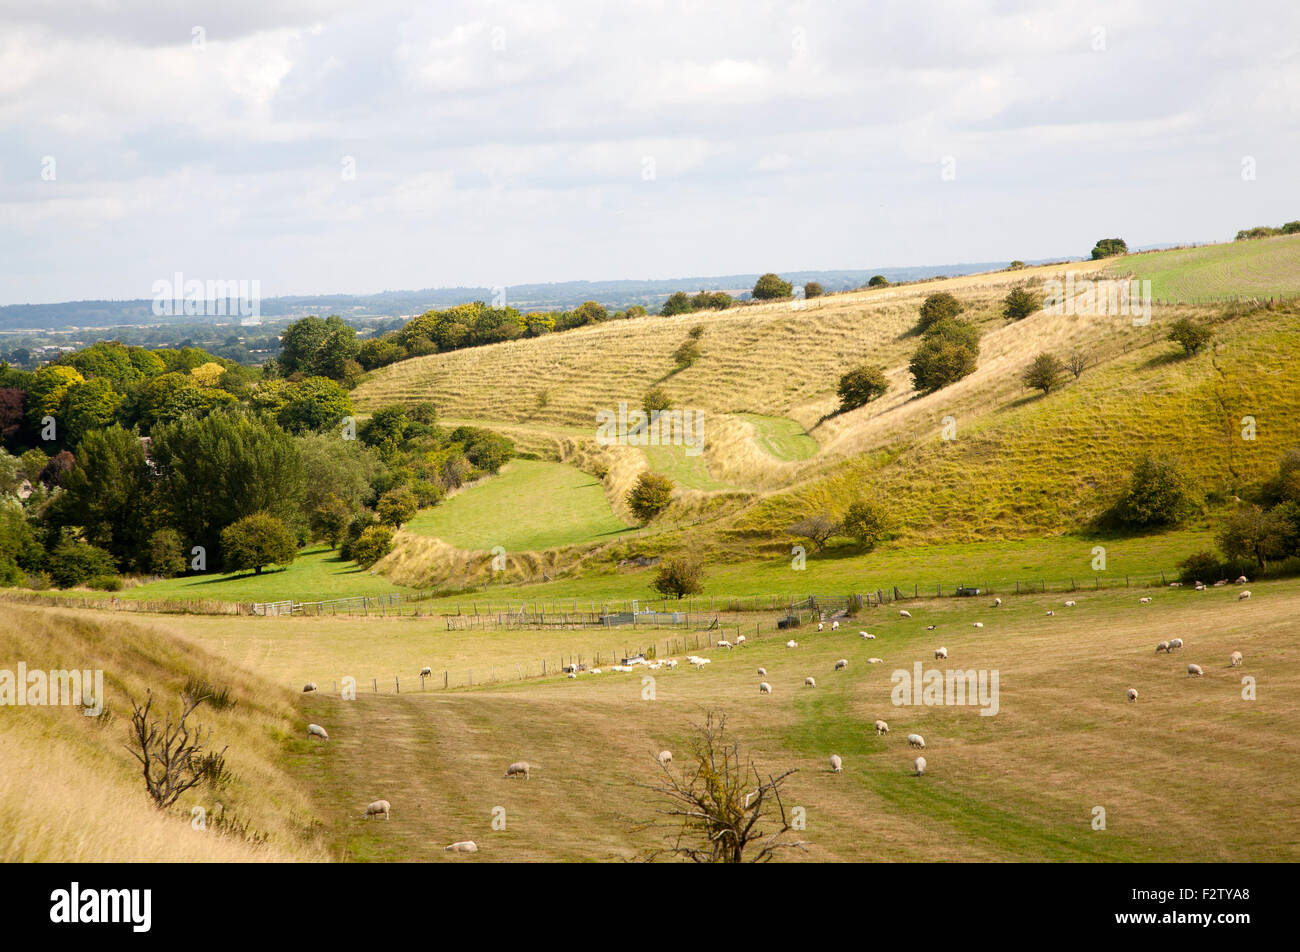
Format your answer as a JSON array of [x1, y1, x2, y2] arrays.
[[1106, 234, 1300, 302], [0, 604, 328, 861], [165, 578, 1300, 861]]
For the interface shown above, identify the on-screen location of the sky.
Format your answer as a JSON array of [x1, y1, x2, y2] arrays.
[[1, 0, 1297, 305]]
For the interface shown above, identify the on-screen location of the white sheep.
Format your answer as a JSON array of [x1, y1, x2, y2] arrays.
[[567, 672, 577, 679], [1238, 590, 1252, 601], [1127, 688, 1138, 702], [993, 597, 1002, 607], [302, 682, 318, 693], [867, 657, 884, 664], [562, 663, 578, 674], [874, 719, 889, 735], [786, 639, 799, 648], [590, 668, 602, 675], [363, 799, 391, 820], [735, 635, 746, 645], [505, 761, 531, 780], [1064, 600, 1076, 607], [419, 666, 432, 678], [1229, 650, 1243, 667], [444, 841, 478, 853], [1214, 580, 1227, 587], [1169, 638, 1183, 650], [831, 620, 840, 631], [690, 657, 711, 669], [657, 750, 673, 766], [1139, 597, 1152, 604], [1194, 583, 1205, 591], [1187, 664, 1204, 677], [926, 625, 937, 631], [307, 723, 329, 741], [899, 610, 912, 618], [1155, 641, 1170, 654], [860, 632, 875, 640], [757, 666, 767, 677], [1045, 610, 1055, 616], [817, 622, 824, 632], [759, 682, 773, 694], [834, 658, 848, 670], [829, 754, 843, 773], [804, 676, 816, 688], [972, 622, 984, 628], [1235, 575, 1249, 584], [907, 733, 926, 749], [716, 639, 733, 650], [664, 659, 678, 669], [914, 756, 926, 776], [934, 647, 948, 660]]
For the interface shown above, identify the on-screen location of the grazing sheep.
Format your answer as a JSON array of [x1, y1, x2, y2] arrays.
[[899, 610, 912, 619], [972, 622, 984, 628], [834, 658, 849, 670], [1169, 638, 1183, 651], [867, 657, 884, 664], [817, 622, 825, 632], [1064, 600, 1077, 607], [590, 668, 602, 675], [1155, 641, 1171, 654], [804, 676, 816, 688], [1127, 688, 1138, 702], [1238, 590, 1252, 601], [1139, 597, 1152, 604], [302, 682, 318, 693], [611, 664, 634, 672], [1235, 575, 1249, 585], [505, 761, 531, 780], [926, 625, 937, 631], [914, 756, 926, 776], [1187, 664, 1204, 677], [1230, 651, 1243, 667], [757, 667, 767, 677], [907, 733, 926, 749], [831, 620, 840, 631], [786, 639, 799, 648], [716, 639, 733, 649], [874, 719, 889, 735], [1214, 580, 1227, 587], [444, 841, 478, 853], [419, 666, 432, 678], [567, 672, 577, 679], [562, 663, 579, 673], [759, 682, 773, 695], [1045, 610, 1055, 617], [829, 754, 843, 773], [1169, 582, 1182, 588], [657, 750, 673, 766], [934, 647, 948, 660], [1194, 582, 1205, 591], [307, 723, 329, 741], [993, 597, 1002, 607], [689, 657, 712, 669], [860, 632, 876, 640], [735, 635, 746, 645], [363, 799, 391, 820]]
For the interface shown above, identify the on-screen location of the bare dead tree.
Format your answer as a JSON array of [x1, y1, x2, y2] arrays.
[[633, 711, 807, 863], [786, 513, 841, 552], [1066, 350, 1090, 379], [125, 689, 226, 809]]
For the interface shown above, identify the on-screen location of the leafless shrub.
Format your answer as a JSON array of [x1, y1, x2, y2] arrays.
[[125, 689, 227, 809]]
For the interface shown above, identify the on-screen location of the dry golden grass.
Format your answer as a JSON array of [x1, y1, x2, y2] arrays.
[[157, 579, 1300, 861], [0, 605, 328, 862]]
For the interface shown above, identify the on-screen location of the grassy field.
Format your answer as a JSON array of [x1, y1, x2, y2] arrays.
[[1106, 234, 1300, 302], [0, 605, 328, 861], [405, 459, 631, 551], [145, 577, 1300, 861], [736, 412, 820, 461]]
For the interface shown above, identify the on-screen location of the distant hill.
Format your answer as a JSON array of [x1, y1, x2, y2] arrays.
[[0, 259, 1072, 331]]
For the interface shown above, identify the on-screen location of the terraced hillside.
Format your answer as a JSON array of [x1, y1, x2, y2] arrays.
[[1105, 234, 1300, 303]]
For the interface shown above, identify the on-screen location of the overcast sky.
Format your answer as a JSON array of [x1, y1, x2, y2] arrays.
[[1, 0, 1297, 304]]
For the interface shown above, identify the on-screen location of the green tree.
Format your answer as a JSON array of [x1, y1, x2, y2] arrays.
[[310, 325, 361, 379], [842, 499, 892, 550], [752, 273, 793, 300], [1167, 318, 1212, 356], [627, 472, 674, 523], [376, 487, 419, 528], [310, 493, 353, 548], [673, 339, 703, 369], [643, 386, 673, 417], [786, 513, 840, 552], [277, 376, 353, 434], [918, 292, 963, 330], [572, 301, 608, 326], [1002, 286, 1040, 321], [52, 425, 155, 569], [1021, 353, 1067, 394], [144, 528, 187, 577], [803, 281, 825, 299], [350, 524, 395, 567], [150, 413, 306, 566], [867, 275, 889, 287], [220, 512, 296, 575], [46, 539, 117, 588], [652, 557, 704, 599], [908, 318, 980, 394], [26, 365, 84, 427], [836, 365, 888, 413], [661, 292, 694, 316], [1216, 506, 1287, 573], [1113, 453, 1196, 528], [1090, 237, 1128, 259], [62, 378, 124, 441], [295, 432, 385, 514], [360, 405, 410, 456]]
